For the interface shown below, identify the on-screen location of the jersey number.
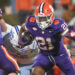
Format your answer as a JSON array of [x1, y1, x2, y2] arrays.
[[36, 37, 54, 51]]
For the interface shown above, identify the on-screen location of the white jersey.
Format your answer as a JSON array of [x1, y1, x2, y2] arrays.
[[2, 23, 14, 37], [2, 23, 20, 46], [1, 23, 38, 53]]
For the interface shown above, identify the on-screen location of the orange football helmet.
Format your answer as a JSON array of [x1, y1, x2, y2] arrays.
[[35, 2, 54, 30]]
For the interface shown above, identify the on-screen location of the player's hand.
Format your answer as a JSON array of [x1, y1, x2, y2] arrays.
[[18, 37, 26, 46], [18, 31, 34, 46], [18, 36, 31, 47]]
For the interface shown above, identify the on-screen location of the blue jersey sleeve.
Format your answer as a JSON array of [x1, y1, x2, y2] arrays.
[[53, 19, 69, 36], [59, 20, 68, 33], [25, 15, 36, 31]]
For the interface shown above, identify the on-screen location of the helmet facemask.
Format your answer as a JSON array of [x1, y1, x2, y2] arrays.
[[35, 14, 53, 30]]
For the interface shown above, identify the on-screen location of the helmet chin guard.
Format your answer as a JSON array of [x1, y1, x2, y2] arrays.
[[38, 21, 49, 30]]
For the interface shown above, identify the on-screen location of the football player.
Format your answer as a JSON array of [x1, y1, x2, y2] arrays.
[[0, 9, 38, 75], [18, 2, 75, 75], [0, 9, 20, 75]]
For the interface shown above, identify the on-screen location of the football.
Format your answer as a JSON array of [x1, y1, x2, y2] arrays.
[[22, 31, 34, 44]]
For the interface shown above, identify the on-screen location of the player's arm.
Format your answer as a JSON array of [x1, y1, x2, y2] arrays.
[[59, 21, 69, 37], [61, 28, 69, 36], [64, 26, 75, 40], [59, 21, 75, 40], [0, 9, 7, 32], [18, 24, 34, 46], [18, 24, 26, 39]]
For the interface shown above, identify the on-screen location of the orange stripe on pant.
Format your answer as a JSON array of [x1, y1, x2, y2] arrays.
[[1, 45, 20, 71]]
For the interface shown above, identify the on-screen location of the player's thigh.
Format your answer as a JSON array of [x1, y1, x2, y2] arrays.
[[56, 55, 75, 75], [33, 54, 54, 71], [32, 66, 45, 75]]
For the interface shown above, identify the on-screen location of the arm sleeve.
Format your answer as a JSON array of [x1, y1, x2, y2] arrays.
[[65, 30, 75, 39], [59, 21, 69, 36]]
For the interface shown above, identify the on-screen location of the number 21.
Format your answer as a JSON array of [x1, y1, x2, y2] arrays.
[[36, 37, 54, 51]]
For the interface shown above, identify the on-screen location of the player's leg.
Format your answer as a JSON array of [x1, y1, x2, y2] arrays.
[[20, 64, 32, 75], [32, 66, 45, 75], [31, 53, 54, 75], [56, 48, 75, 75], [0, 45, 20, 75]]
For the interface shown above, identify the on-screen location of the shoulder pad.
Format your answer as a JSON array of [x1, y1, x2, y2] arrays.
[[25, 15, 36, 29], [53, 18, 64, 26], [14, 25, 21, 35], [29, 16, 36, 23], [53, 20, 60, 25], [26, 15, 36, 23]]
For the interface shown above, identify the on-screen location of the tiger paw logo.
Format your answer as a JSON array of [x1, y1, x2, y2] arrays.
[[54, 20, 60, 25], [30, 17, 35, 22]]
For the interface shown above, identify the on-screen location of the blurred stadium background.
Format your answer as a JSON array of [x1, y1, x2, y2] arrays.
[[0, 0, 75, 75], [0, 0, 75, 25]]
